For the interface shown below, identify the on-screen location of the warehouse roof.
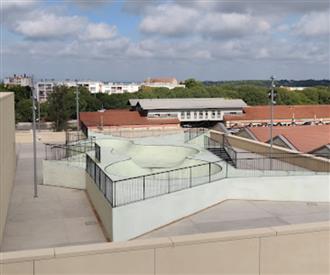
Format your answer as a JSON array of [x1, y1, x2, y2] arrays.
[[129, 98, 247, 110], [246, 125, 330, 153], [224, 105, 330, 121], [80, 109, 179, 127]]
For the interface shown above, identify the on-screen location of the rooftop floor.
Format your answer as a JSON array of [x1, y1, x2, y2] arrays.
[[0, 132, 106, 252], [138, 199, 330, 239]]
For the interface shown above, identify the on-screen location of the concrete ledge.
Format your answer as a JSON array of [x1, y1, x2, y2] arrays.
[[0, 222, 329, 275], [0, 248, 54, 264], [271, 221, 330, 236], [170, 227, 276, 247], [55, 237, 172, 258]]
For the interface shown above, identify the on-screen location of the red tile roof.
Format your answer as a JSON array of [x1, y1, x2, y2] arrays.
[[224, 105, 330, 121], [247, 125, 330, 153], [80, 109, 180, 127]]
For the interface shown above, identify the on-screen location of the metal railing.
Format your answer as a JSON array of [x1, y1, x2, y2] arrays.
[[65, 130, 87, 145], [86, 154, 224, 207], [94, 128, 183, 138], [184, 128, 208, 142], [204, 135, 330, 172], [45, 138, 95, 167]]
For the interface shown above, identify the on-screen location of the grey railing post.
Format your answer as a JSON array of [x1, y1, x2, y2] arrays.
[[143, 176, 146, 200], [104, 177, 107, 199], [189, 167, 192, 188], [113, 181, 116, 207], [208, 162, 211, 183], [167, 172, 170, 193]]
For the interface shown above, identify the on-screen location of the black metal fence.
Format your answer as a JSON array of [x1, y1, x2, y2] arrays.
[[95, 143, 101, 162], [184, 128, 208, 142], [86, 154, 224, 207], [65, 130, 87, 145], [204, 135, 330, 172], [45, 138, 95, 167]]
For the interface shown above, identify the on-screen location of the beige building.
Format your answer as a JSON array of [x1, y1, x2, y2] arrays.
[[0, 93, 16, 246]]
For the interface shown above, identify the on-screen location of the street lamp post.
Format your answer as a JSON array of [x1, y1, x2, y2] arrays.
[[269, 76, 276, 170], [32, 85, 38, 198], [76, 80, 80, 132]]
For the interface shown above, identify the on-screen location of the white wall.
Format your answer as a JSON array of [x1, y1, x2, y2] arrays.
[[112, 175, 330, 241], [43, 160, 86, 189], [0, 93, 16, 246]]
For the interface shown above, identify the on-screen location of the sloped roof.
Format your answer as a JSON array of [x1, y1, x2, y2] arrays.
[[80, 109, 179, 127], [247, 125, 330, 153], [224, 105, 330, 121], [132, 98, 247, 110]]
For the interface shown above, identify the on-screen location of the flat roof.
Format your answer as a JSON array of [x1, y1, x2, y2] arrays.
[[80, 109, 180, 127], [138, 200, 330, 239], [130, 98, 247, 110]]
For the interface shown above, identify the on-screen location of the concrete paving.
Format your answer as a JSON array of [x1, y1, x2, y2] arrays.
[[1, 136, 106, 252], [138, 200, 330, 239]]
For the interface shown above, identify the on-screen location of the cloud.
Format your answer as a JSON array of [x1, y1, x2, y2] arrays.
[[80, 23, 117, 41], [294, 12, 330, 37], [71, 0, 112, 9], [1, 0, 39, 10], [140, 3, 270, 38], [2, 0, 329, 80], [140, 4, 198, 36], [13, 12, 86, 40]]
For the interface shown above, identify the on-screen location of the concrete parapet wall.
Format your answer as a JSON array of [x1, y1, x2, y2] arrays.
[[0, 93, 16, 247], [110, 174, 329, 241], [42, 160, 86, 189], [1, 222, 329, 274], [210, 130, 330, 172]]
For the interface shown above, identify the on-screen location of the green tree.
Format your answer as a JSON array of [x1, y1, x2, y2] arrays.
[[184, 78, 203, 89], [16, 99, 32, 122], [47, 86, 73, 131]]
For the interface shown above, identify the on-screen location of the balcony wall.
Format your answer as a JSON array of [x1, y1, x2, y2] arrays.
[[1, 222, 329, 275], [0, 93, 16, 247]]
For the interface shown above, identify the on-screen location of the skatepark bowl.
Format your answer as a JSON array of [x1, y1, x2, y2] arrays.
[[90, 139, 224, 206]]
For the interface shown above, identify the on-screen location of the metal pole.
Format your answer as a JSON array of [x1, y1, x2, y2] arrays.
[[76, 80, 80, 132], [32, 86, 38, 198], [270, 76, 275, 170]]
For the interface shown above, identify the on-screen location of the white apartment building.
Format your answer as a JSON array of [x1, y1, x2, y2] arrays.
[[4, 74, 33, 87], [35, 81, 55, 102], [102, 83, 140, 94]]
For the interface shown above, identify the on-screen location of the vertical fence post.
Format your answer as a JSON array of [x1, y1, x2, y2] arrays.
[[104, 177, 107, 198], [208, 162, 211, 183], [113, 181, 116, 207], [189, 167, 192, 188], [167, 172, 170, 193], [143, 176, 146, 200]]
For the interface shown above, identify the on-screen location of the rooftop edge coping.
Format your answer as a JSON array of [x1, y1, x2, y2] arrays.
[[1, 222, 329, 263]]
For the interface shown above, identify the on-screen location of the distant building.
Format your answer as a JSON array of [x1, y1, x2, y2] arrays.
[[280, 86, 307, 91], [102, 83, 140, 94], [236, 125, 330, 158], [35, 81, 55, 102], [129, 98, 247, 123], [4, 74, 33, 87], [224, 105, 330, 128], [142, 77, 185, 89]]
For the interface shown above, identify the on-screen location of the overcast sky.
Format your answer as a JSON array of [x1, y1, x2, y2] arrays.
[[1, 0, 329, 81]]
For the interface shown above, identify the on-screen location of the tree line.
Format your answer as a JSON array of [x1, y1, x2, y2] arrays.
[[1, 79, 329, 131]]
